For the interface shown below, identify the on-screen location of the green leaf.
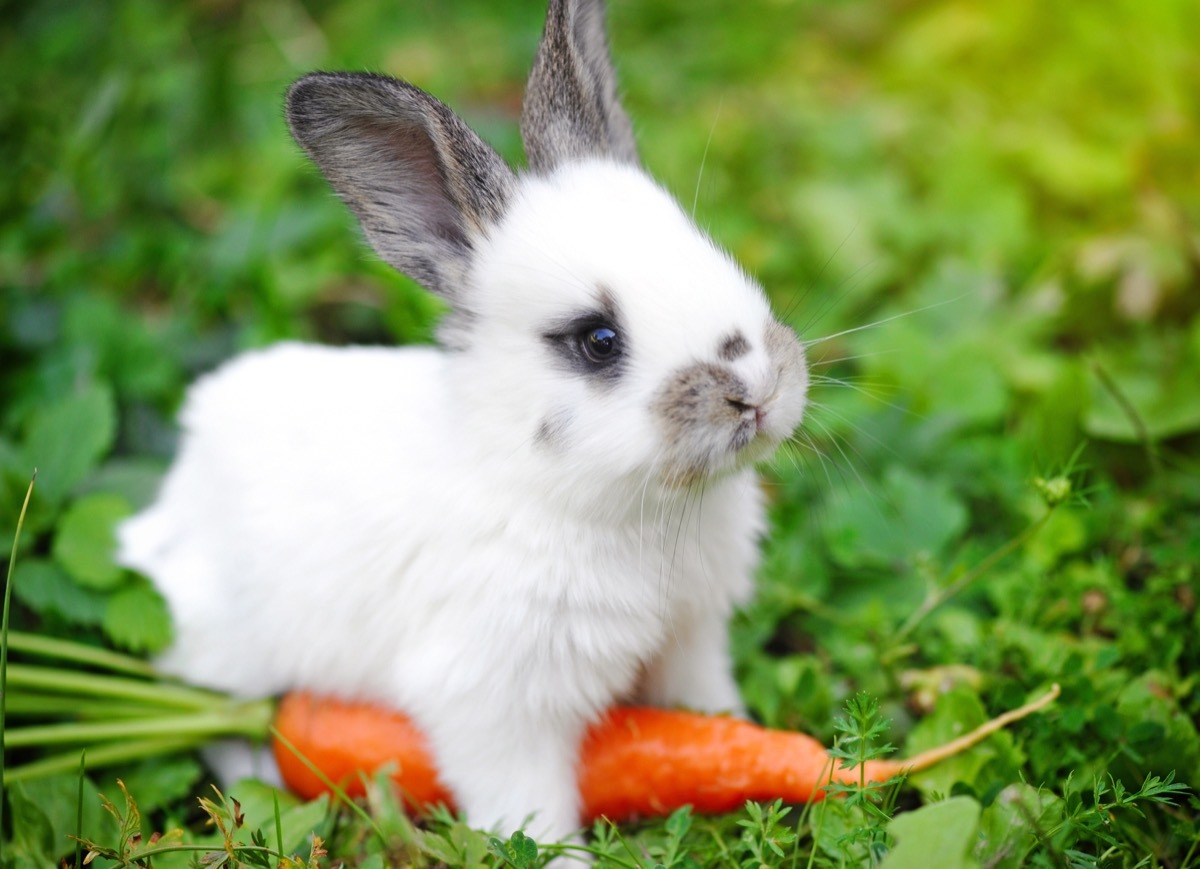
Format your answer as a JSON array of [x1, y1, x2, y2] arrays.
[[976, 784, 1064, 869], [52, 492, 131, 589], [95, 756, 204, 816], [824, 465, 968, 571], [22, 381, 116, 506], [11, 559, 108, 626], [664, 804, 693, 840], [228, 778, 303, 834], [253, 788, 330, 857], [5, 775, 109, 866], [102, 578, 172, 653], [4, 783, 59, 868], [76, 458, 166, 512], [1115, 671, 1200, 777], [489, 829, 539, 868], [881, 796, 981, 869], [1085, 340, 1200, 442]]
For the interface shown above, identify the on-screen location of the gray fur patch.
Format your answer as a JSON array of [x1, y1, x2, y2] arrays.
[[521, 0, 640, 172], [764, 320, 807, 380], [718, 331, 750, 361], [286, 72, 516, 313], [652, 361, 751, 482], [534, 408, 573, 448]]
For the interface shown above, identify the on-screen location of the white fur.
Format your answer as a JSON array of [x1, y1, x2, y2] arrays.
[[118, 161, 806, 842]]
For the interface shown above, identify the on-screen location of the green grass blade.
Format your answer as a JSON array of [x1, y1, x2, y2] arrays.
[[273, 790, 284, 861], [75, 749, 85, 869], [270, 723, 386, 843], [0, 471, 37, 863]]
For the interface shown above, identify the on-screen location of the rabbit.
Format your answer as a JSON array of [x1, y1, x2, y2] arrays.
[[117, 0, 809, 847]]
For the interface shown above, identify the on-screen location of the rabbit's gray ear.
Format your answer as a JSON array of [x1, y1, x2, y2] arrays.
[[287, 72, 516, 304], [521, 0, 639, 173]]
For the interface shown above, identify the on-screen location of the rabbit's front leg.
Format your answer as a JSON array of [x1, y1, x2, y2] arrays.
[[424, 705, 587, 848], [638, 606, 745, 716]]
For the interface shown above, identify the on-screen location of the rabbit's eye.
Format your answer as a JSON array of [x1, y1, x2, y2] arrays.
[[542, 302, 625, 380], [582, 326, 619, 364]]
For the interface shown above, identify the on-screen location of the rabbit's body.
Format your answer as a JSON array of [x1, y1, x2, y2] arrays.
[[120, 2, 808, 846]]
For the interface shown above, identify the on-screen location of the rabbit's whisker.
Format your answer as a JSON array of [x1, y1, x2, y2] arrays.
[[804, 296, 962, 347]]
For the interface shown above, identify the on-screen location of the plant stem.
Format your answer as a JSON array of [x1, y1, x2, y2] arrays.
[[4, 663, 228, 710], [6, 703, 274, 748], [3, 694, 173, 718], [87, 843, 281, 861], [4, 737, 202, 783], [75, 750, 85, 869], [1, 471, 36, 862], [892, 505, 1056, 646], [1090, 358, 1160, 479], [5, 631, 158, 678], [271, 723, 386, 841]]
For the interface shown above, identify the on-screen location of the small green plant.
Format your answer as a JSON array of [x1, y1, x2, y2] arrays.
[[735, 799, 797, 868], [78, 781, 328, 868], [488, 829, 540, 869], [811, 693, 905, 865]]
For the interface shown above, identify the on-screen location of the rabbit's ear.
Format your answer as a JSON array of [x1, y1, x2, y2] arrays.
[[287, 72, 516, 304], [521, 0, 639, 173]]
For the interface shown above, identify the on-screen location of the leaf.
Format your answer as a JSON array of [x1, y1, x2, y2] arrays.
[[1085, 342, 1200, 442], [52, 492, 132, 589], [1115, 671, 1200, 777], [824, 465, 968, 571], [881, 796, 981, 869], [22, 381, 116, 506], [102, 578, 172, 653], [11, 559, 108, 626], [4, 783, 59, 867], [229, 778, 304, 835], [272, 794, 331, 858], [489, 830, 539, 868], [99, 756, 204, 817], [5, 775, 110, 864], [76, 458, 166, 511], [976, 784, 1064, 869], [664, 805, 693, 840]]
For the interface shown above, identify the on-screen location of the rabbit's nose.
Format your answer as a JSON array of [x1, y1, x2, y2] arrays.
[[725, 396, 768, 432]]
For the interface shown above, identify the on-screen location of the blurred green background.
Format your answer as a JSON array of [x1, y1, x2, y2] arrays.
[[2, 0, 1199, 862]]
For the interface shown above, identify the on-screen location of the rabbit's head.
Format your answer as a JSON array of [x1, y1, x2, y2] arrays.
[[287, 0, 807, 494]]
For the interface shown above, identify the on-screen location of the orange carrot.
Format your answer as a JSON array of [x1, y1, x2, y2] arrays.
[[273, 685, 1060, 823]]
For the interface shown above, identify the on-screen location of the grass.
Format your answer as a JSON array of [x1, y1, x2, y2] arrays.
[[2, 0, 1199, 865]]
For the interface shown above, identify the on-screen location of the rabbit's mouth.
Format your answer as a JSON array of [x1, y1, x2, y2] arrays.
[[652, 376, 804, 487]]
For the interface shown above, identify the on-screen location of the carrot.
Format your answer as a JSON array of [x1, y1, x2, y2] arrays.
[[273, 684, 1060, 823]]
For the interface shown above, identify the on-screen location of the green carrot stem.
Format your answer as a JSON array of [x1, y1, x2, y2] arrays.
[[4, 664, 228, 710], [6, 703, 274, 748], [5, 631, 158, 678], [3, 737, 203, 784], [2, 694, 174, 718]]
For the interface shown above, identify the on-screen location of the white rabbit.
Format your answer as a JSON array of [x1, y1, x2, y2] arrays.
[[117, 0, 809, 846]]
